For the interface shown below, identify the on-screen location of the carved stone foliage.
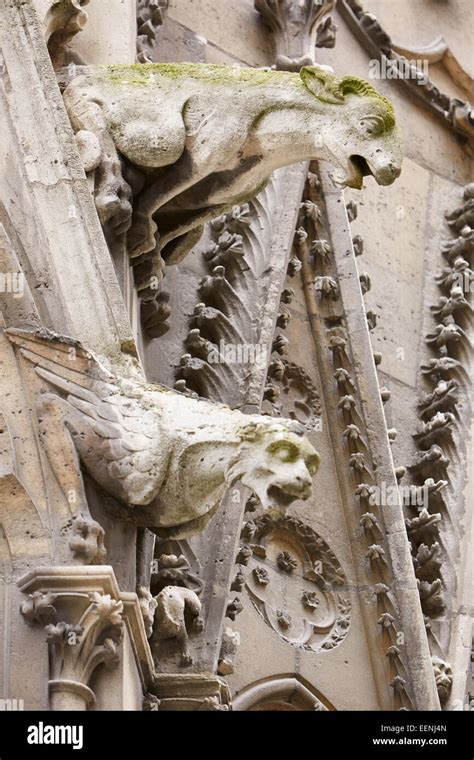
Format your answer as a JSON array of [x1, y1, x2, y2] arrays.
[[175, 199, 267, 405], [44, 0, 89, 69], [339, 0, 474, 150], [264, 358, 322, 432], [62, 64, 402, 290], [226, 597, 244, 622], [45, 592, 123, 685], [20, 578, 124, 709], [140, 288, 171, 338], [143, 692, 160, 711], [217, 627, 240, 676], [136, 0, 169, 63], [69, 513, 107, 565], [295, 165, 419, 710], [254, 0, 336, 70], [21, 591, 57, 627], [259, 226, 323, 431], [18, 566, 155, 709], [175, 171, 321, 419], [7, 328, 319, 541], [404, 184, 473, 705], [241, 514, 351, 652]]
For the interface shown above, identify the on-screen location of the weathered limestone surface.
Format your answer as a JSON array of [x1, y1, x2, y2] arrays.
[[0, 0, 134, 357], [166, 0, 272, 67], [0, 0, 471, 714], [345, 158, 431, 388]]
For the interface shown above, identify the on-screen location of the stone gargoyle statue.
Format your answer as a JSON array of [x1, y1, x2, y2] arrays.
[[63, 64, 402, 272], [6, 329, 320, 539], [151, 554, 205, 666]]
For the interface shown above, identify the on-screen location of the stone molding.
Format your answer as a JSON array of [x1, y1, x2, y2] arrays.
[[292, 162, 441, 710], [233, 676, 332, 711], [338, 0, 474, 150], [150, 672, 231, 711]]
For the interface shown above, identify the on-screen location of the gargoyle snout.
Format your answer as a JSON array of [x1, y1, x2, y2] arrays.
[[296, 476, 312, 500], [375, 160, 402, 186], [286, 469, 313, 499], [388, 161, 401, 179]]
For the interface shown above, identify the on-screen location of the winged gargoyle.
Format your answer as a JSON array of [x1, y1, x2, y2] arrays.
[[6, 329, 320, 539]]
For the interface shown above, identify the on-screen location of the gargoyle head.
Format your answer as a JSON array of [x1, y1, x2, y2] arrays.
[[228, 420, 320, 513], [431, 656, 453, 703], [300, 67, 403, 189]]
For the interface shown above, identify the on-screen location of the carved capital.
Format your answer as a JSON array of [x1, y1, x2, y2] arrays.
[[45, 592, 124, 687], [18, 566, 154, 709]]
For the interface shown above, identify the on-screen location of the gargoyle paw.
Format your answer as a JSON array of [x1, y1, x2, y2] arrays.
[[180, 651, 194, 667], [192, 615, 204, 634], [128, 215, 158, 258]]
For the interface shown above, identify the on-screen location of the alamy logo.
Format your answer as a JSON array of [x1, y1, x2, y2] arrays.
[[27, 722, 83, 750], [0, 271, 24, 298], [368, 57, 429, 85], [207, 339, 267, 366], [0, 698, 24, 710]]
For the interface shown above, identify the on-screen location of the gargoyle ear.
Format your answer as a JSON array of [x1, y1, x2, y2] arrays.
[[359, 114, 385, 135], [239, 422, 259, 442], [300, 66, 345, 104]]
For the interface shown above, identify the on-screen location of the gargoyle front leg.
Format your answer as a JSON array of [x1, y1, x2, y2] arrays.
[[36, 393, 90, 516], [63, 88, 133, 234], [128, 112, 248, 258], [95, 152, 133, 237], [127, 152, 200, 258], [179, 597, 204, 667]]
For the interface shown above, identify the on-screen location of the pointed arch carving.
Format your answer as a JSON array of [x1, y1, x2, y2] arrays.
[[233, 675, 335, 711]]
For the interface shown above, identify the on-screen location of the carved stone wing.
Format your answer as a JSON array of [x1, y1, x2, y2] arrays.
[[5, 328, 164, 507]]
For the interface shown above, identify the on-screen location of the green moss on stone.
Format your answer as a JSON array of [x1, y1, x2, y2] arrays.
[[99, 62, 396, 131], [101, 62, 296, 87]]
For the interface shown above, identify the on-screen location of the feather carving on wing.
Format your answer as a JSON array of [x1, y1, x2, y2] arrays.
[[6, 328, 167, 507]]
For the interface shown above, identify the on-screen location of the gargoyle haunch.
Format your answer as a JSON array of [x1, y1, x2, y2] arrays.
[[7, 329, 320, 539], [63, 63, 402, 274]]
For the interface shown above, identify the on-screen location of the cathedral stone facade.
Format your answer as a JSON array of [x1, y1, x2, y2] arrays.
[[0, 0, 472, 712]]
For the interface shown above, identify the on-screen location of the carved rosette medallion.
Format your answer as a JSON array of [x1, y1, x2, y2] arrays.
[[264, 358, 322, 431], [244, 516, 351, 651]]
